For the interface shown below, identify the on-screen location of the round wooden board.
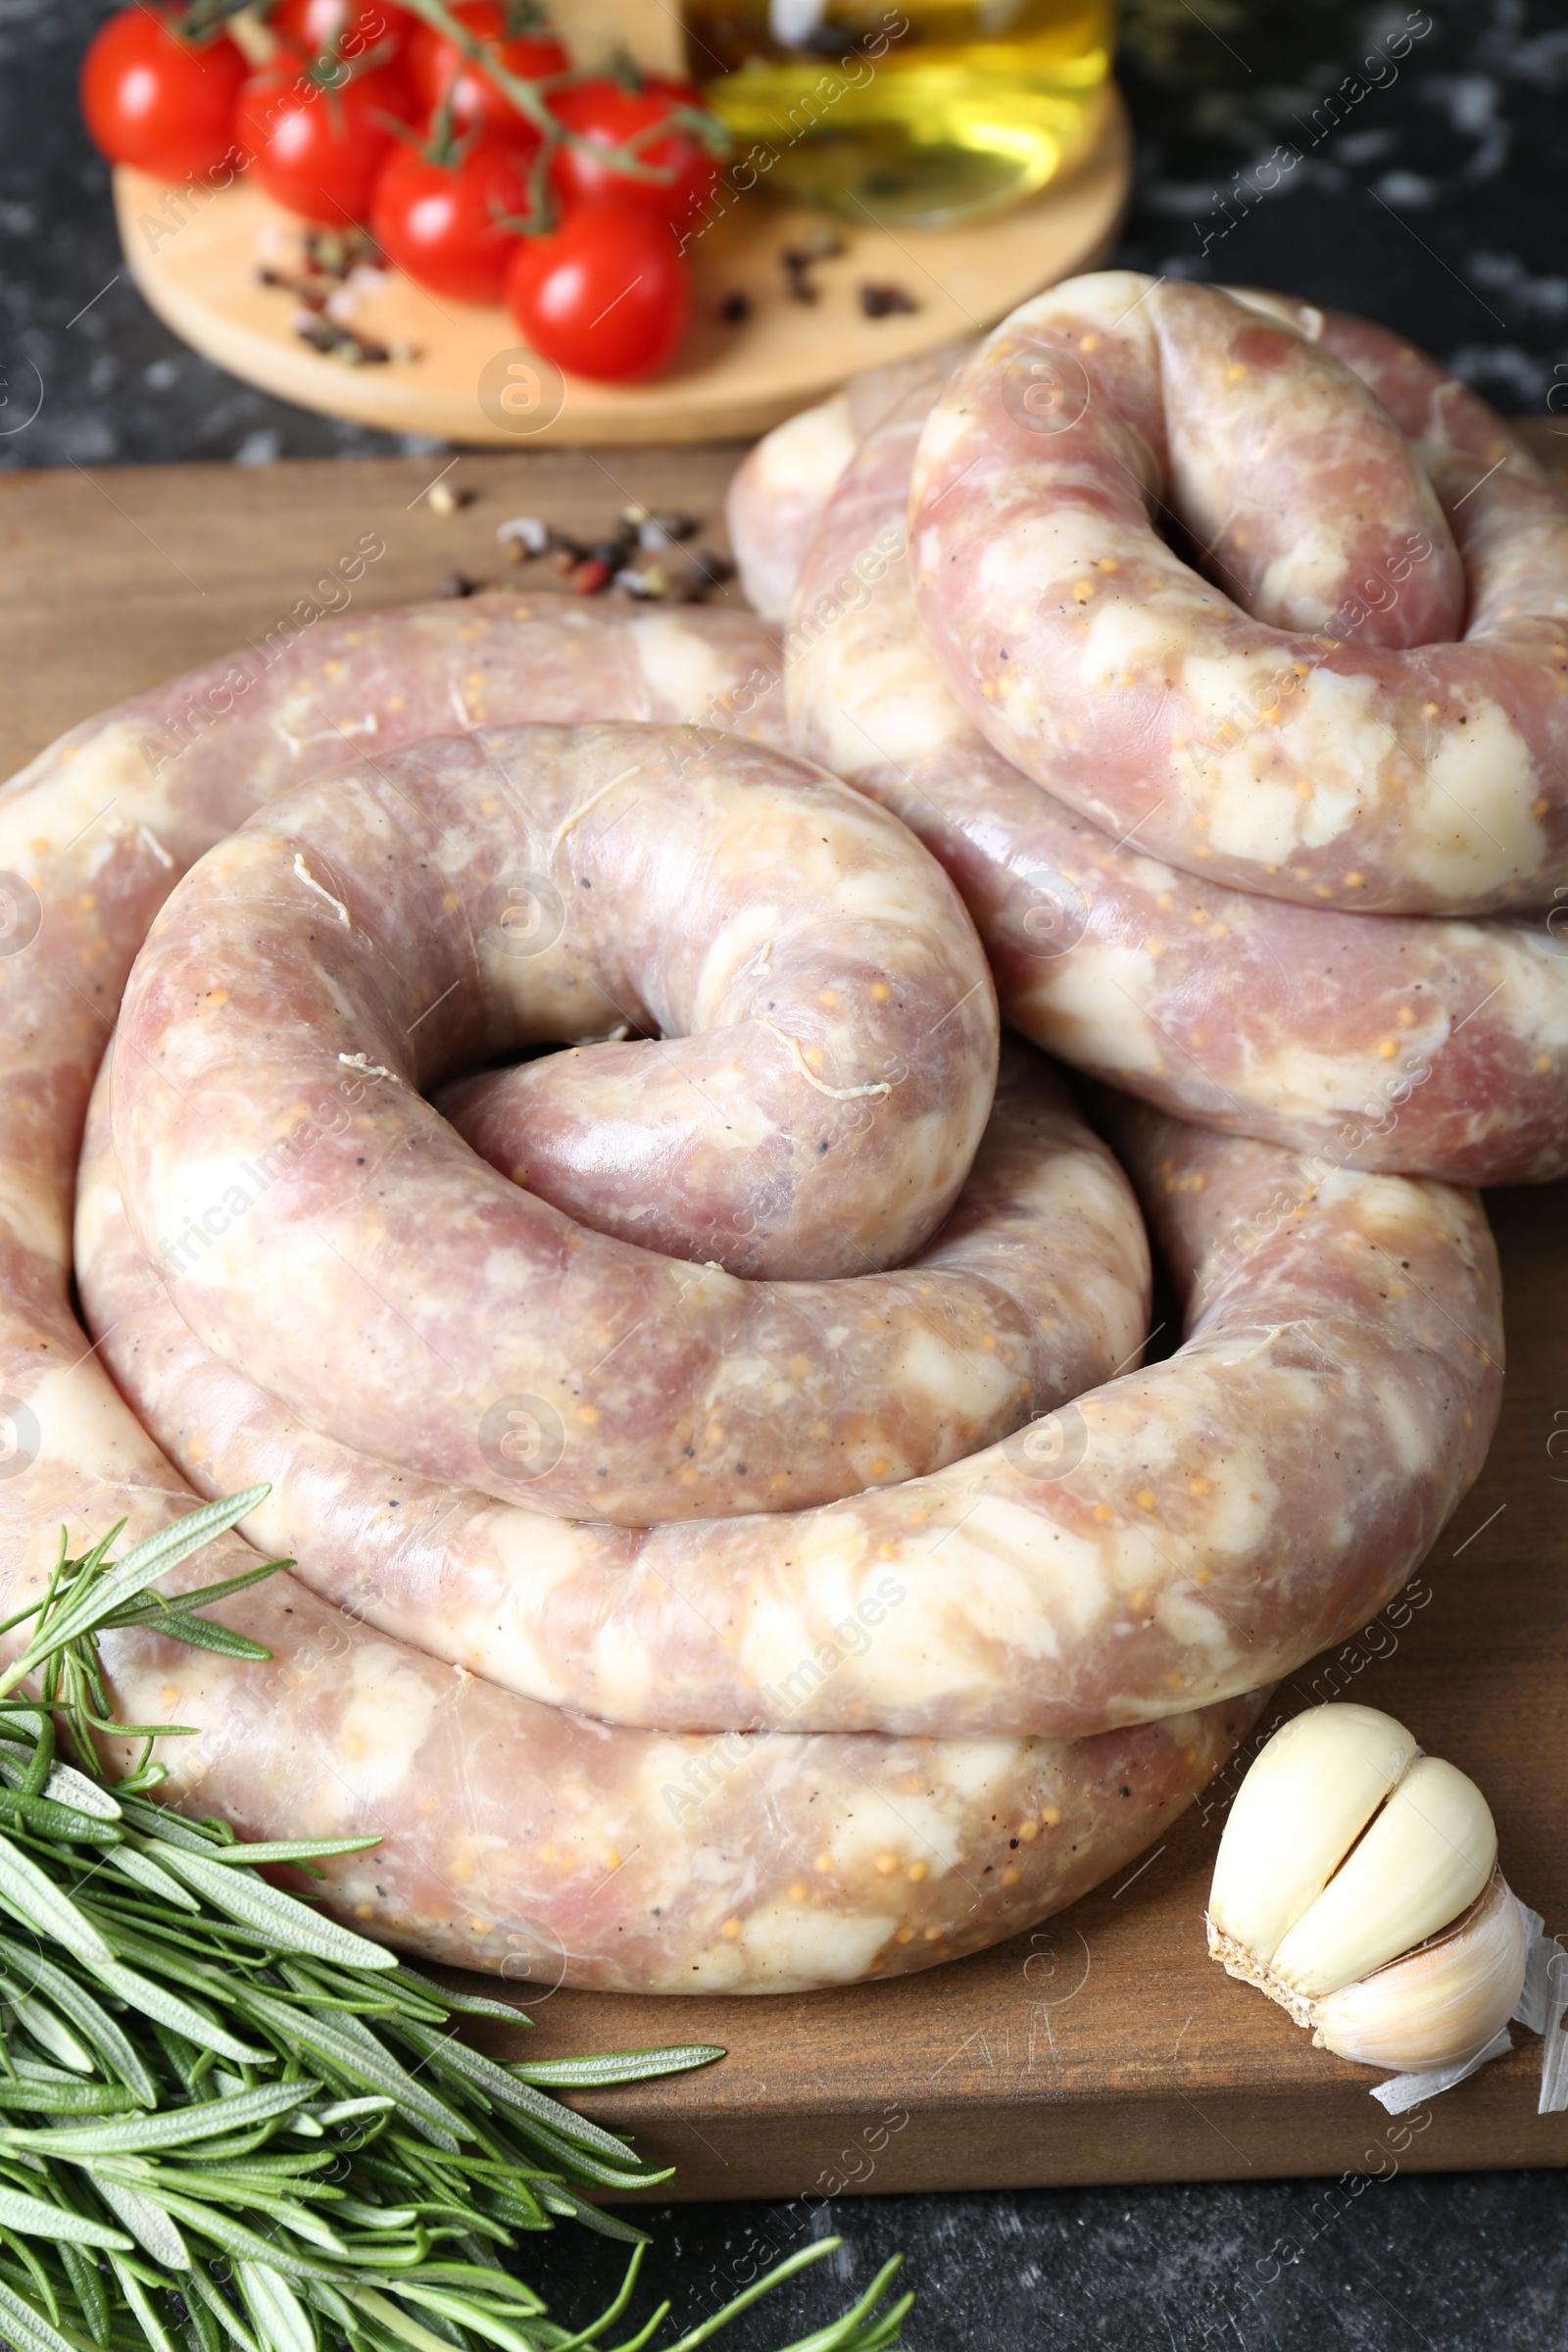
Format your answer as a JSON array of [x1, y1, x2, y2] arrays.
[[113, 86, 1130, 447]]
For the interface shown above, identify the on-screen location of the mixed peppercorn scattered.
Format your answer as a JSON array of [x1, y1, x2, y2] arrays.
[[417, 487, 734, 605]]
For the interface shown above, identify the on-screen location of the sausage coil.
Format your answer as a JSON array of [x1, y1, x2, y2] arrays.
[[0, 321, 1522, 1987]]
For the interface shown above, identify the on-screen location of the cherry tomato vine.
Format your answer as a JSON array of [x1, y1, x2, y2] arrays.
[[80, 0, 731, 378]]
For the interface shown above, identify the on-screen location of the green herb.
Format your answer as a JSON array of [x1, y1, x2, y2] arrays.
[[393, 0, 729, 236], [0, 1494, 910, 2352]]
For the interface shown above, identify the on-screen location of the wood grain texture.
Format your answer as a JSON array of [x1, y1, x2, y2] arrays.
[[2, 425, 1566, 2196], [0, 440, 753, 777]]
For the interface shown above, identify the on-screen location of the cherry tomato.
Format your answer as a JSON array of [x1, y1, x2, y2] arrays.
[[406, 3, 568, 137], [237, 60, 414, 223], [506, 203, 691, 381], [372, 138, 532, 304], [549, 74, 719, 231], [270, 0, 414, 68], [79, 5, 247, 179]]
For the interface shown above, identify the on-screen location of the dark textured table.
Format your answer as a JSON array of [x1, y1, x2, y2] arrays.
[[6, 0, 1568, 466], [3, 2, 1567, 2343]]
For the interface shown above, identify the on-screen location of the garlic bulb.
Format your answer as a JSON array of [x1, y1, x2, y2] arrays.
[[1207, 1704, 1528, 2071], [1312, 1870, 1528, 2070]]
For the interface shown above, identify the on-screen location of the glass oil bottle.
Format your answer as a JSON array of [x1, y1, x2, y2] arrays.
[[684, 0, 1116, 227]]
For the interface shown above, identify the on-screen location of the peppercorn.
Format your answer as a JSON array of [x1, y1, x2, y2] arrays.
[[859, 283, 917, 318]]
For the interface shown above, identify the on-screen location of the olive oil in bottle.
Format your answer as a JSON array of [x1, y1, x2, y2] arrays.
[[685, 0, 1115, 228]]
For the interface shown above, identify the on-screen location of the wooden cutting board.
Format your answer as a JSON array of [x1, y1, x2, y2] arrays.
[[3, 430, 1567, 2199], [111, 89, 1129, 447]]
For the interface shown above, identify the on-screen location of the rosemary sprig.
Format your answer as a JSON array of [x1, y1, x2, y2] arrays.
[[0, 1489, 282, 1792], [0, 1495, 910, 2352]]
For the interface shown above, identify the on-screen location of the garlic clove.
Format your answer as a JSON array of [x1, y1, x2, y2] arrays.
[[1207, 1702, 1416, 1964], [1270, 1754, 1496, 1999], [1311, 1869, 1528, 2071], [1207, 1704, 1526, 2075]]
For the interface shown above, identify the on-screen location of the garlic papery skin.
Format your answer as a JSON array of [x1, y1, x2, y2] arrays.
[[1207, 1703, 1417, 1965], [1311, 1871, 1529, 2071], [1207, 1705, 1525, 2073], [1269, 1754, 1496, 1999]]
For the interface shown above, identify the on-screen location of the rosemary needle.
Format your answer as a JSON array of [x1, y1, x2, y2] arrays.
[[0, 1493, 909, 2352]]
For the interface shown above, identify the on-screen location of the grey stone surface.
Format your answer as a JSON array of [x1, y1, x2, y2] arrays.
[[514, 2167, 1568, 2346]]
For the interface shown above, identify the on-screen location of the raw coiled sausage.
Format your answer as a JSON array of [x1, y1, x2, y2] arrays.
[[787, 379, 1568, 1185], [0, 388, 1512, 1987], [908, 273, 1568, 917], [76, 1041, 1499, 1740], [0, 591, 1244, 1987]]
